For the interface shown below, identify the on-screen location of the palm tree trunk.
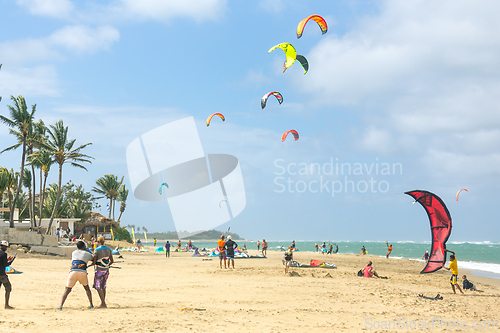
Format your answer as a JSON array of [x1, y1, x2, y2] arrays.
[[36, 167, 42, 227], [31, 163, 36, 228], [117, 208, 124, 223], [112, 198, 116, 221], [27, 189, 33, 227], [108, 198, 112, 219], [39, 172, 47, 227], [10, 140, 27, 228], [46, 164, 62, 235]]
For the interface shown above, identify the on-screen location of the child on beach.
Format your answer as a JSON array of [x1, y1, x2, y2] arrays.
[[462, 275, 483, 292], [442, 249, 464, 294]]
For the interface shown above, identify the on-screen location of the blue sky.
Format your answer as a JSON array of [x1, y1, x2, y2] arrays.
[[1, 0, 500, 242]]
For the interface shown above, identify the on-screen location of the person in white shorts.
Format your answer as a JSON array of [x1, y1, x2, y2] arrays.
[[58, 241, 94, 310]]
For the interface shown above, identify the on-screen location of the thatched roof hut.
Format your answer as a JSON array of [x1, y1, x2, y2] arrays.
[[80, 211, 120, 229]]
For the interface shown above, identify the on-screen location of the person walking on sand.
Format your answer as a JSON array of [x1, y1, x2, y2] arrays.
[[0, 240, 15, 309], [442, 249, 464, 294], [153, 238, 157, 247], [58, 241, 94, 310], [92, 236, 114, 308], [422, 251, 429, 261], [386, 243, 393, 258], [177, 240, 182, 251], [261, 239, 268, 256], [217, 235, 227, 269], [361, 245, 366, 255], [224, 236, 238, 269], [165, 241, 171, 258], [283, 245, 293, 275], [257, 240, 260, 251]]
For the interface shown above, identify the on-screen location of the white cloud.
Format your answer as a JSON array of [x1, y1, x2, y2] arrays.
[[49, 25, 120, 53], [16, 0, 74, 19], [0, 65, 60, 98], [287, 0, 500, 181], [114, 0, 227, 23], [0, 25, 119, 65]]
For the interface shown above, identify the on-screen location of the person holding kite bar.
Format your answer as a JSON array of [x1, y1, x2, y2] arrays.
[[442, 249, 464, 294]]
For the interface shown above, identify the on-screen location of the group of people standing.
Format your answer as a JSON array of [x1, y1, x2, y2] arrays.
[[0, 236, 114, 310], [256, 239, 268, 256], [217, 235, 238, 269], [315, 242, 339, 254], [58, 236, 114, 310]]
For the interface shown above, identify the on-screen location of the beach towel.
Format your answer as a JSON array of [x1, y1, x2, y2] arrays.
[[283, 260, 336, 268]]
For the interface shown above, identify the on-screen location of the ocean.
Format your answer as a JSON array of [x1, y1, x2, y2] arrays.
[[143, 240, 500, 279]]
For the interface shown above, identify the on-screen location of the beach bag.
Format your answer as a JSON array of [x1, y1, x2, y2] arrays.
[[357, 269, 363, 277]]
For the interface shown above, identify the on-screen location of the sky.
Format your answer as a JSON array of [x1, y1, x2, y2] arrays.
[[1, 0, 500, 242]]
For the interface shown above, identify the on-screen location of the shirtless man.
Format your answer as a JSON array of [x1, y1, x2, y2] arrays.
[[261, 239, 268, 256]]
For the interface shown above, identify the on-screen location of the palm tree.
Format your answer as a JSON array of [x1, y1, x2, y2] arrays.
[[0, 167, 9, 218], [43, 120, 93, 234], [4, 168, 18, 221], [0, 95, 36, 227], [21, 168, 33, 226], [28, 120, 48, 227], [42, 183, 70, 219], [92, 174, 123, 220], [116, 184, 128, 222], [29, 149, 53, 226]]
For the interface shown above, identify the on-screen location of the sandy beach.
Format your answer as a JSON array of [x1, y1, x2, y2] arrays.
[[2, 246, 500, 332]]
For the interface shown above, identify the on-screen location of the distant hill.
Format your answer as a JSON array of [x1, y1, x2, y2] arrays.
[[146, 229, 241, 240]]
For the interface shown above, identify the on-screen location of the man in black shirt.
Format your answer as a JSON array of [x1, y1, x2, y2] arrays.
[[0, 240, 15, 309], [224, 236, 238, 269]]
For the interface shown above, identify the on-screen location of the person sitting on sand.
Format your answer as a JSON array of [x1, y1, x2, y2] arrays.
[[58, 241, 94, 310], [442, 249, 464, 294], [217, 235, 227, 269], [261, 239, 268, 256], [362, 261, 379, 278], [283, 245, 293, 275], [462, 275, 483, 292]]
